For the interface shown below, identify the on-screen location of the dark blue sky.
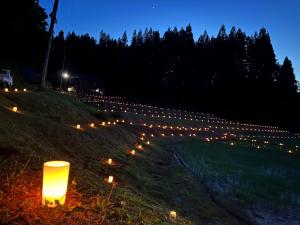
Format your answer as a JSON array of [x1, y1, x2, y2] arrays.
[[40, 0, 300, 80]]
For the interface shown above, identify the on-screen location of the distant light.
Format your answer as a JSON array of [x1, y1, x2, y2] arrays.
[[108, 176, 114, 183], [90, 123, 95, 128], [170, 210, 177, 219], [14, 88, 18, 92], [107, 158, 112, 165], [4, 88, 9, 92], [62, 73, 69, 79], [23, 88, 27, 92], [76, 124, 81, 129], [12, 106, 18, 112]]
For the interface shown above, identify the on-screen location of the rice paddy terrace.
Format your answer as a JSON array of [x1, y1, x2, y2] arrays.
[[0, 88, 299, 225]]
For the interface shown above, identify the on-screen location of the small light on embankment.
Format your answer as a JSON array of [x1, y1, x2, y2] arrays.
[[107, 158, 112, 165], [107, 176, 114, 184], [4, 88, 9, 92], [170, 210, 177, 219], [12, 106, 18, 112], [14, 88, 18, 92], [130, 150, 135, 155], [23, 88, 27, 92], [42, 161, 70, 207], [76, 124, 81, 129], [90, 122, 95, 128]]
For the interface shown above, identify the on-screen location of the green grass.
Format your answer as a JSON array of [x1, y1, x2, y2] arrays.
[[174, 140, 300, 206], [1, 88, 300, 224], [0, 89, 192, 225]]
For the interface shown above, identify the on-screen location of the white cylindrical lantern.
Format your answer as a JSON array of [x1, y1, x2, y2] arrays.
[[170, 210, 177, 219], [108, 176, 114, 183], [42, 161, 70, 207]]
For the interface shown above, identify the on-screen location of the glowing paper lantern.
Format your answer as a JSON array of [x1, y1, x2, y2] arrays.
[[130, 150, 135, 155], [108, 176, 114, 183], [12, 106, 18, 112], [170, 210, 177, 219], [42, 161, 70, 207]]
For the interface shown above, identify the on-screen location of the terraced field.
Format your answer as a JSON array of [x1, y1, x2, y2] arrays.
[[0, 89, 299, 225]]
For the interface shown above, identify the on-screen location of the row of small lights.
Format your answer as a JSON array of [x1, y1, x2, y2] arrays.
[[82, 93, 284, 130], [81, 93, 288, 133], [3, 90, 177, 219], [4, 89, 298, 221]]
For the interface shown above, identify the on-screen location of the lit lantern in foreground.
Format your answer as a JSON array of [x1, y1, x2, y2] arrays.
[[108, 176, 114, 183], [12, 106, 18, 112], [170, 210, 177, 219], [42, 161, 70, 207]]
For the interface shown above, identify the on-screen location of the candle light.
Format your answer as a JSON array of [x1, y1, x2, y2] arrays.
[[42, 161, 70, 207], [170, 210, 177, 220], [108, 176, 114, 183], [130, 150, 135, 155]]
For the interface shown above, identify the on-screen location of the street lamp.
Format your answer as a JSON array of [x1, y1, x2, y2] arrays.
[[60, 72, 70, 91]]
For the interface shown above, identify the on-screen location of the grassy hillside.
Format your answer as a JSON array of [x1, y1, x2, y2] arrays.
[[0, 89, 193, 225], [1, 88, 300, 225]]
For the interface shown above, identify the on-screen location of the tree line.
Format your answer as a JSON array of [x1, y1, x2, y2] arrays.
[[48, 26, 299, 130], [1, 0, 299, 131]]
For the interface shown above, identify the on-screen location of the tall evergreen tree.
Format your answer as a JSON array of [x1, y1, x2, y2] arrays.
[[277, 57, 298, 95]]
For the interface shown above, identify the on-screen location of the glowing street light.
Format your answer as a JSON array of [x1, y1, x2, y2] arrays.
[[60, 72, 70, 91]]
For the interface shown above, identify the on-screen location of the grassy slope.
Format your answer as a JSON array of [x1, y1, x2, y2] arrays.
[[1, 89, 299, 225], [0, 90, 193, 225]]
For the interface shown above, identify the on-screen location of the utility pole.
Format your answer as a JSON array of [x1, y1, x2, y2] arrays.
[[41, 0, 59, 88]]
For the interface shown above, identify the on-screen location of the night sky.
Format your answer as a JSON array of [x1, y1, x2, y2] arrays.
[[40, 0, 300, 81]]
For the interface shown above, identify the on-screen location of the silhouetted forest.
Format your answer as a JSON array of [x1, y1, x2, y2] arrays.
[[1, 0, 299, 131]]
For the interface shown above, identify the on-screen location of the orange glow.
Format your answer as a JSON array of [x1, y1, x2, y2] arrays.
[[107, 158, 112, 165], [42, 161, 70, 207], [76, 124, 81, 129], [4, 88, 9, 92], [90, 123, 95, 128], [12, 106, 18, 112]]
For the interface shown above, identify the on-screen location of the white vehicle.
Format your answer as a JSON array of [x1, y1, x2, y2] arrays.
[[0, 69, 13, 87]]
